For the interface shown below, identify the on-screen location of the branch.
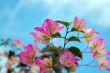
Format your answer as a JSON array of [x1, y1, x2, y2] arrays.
[[79, 59, 98, 68], [62, 26, 69, 52], [77, 31, 79, 37], [79, 64, 97, 68], [82, 43, 89, 53]]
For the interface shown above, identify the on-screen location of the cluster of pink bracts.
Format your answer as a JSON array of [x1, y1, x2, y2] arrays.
[[19, 17, 110, 73], [75, 17, 110, 71]]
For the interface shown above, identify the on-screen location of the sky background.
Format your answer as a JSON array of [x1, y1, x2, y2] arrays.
[[0, 0, 110, 73]]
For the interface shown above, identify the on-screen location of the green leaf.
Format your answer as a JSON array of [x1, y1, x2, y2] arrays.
[[0, 39, 11, 46], [55, 20, 70, 26], [71, 27, 84, 33], [71, 28, 76, 31], [17, 63, 27, 68], [41, 46, 62, 56], [53, 32, 61, 37], [0, 40, 8, 46], [54, 67, 62, 73], [68, 47, 82, 59], [7, 69, 14, 73], [41, 46, 57, 53], [64, 67, 69, 73], [68, 36, 80, 42], [8, 51, 15, 58]]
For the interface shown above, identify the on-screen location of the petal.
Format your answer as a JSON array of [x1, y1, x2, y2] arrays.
[[74, 16, 78, 25], [106, 67, 110, 71]]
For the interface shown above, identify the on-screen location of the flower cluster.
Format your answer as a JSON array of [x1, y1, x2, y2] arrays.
[[19, 17, 110, 73], [88, 36, 110, 70], [74, 16, 110, 70], [0, 38, 24, 73], [30, 19, 64, 45]]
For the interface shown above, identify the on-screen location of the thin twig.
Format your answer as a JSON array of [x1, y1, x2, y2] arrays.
[[81, 52, 90, 53], [54, 37, 65, 38], [82, 43, 89, 53], [62, 27, 69, 52], [79, 64, 97, 68], [77, 31, 79, 37], [79, 57, 98, 68]]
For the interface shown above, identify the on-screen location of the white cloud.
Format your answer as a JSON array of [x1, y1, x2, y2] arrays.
[[86, 0, 110, 27], [1, 0, 110, 36], [43, 0, 110, 27]]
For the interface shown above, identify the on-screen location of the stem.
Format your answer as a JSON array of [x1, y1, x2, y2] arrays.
[[50, 38, 54, 46], [79, 61, 97, 68], [54, 37, 65, 38], [79, 65, 97, 68], [82, 43, 89, 53], [54, 67, 62, 73], [79, 58, 97, 68], [62, 26, 69, 52], [77, 31, 79, 37], [86, 60, 95, 65], [82, 52, 90, 53]]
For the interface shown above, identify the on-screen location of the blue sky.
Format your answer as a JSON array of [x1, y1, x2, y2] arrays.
[[0, 0, 110, 73]]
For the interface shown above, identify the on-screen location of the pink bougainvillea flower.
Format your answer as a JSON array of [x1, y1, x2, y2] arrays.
[[90, 49, 103, 58], [30, 32, 51, 45], [89, 38, 105, 51], [13, 39, 22, 46], [98, 57, 110, 71], [34, 26, 51, 36], [36, 57, 52, 73], [90, 48, 110, 58], [89, 38, 106, 58], [19, 44, 39, 66], [31, 19, 64, 45], [41, 19, 64, 35], [60, 51, 79, 71], [84, 28, 100, 42], [73, 16, 86, 31], [89, 38, 110, 64]]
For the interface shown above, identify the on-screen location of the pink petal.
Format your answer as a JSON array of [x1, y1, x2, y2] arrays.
[[106, 51, 110, 55], [106, 67, 110, 71], [74, 16, 78, 25], [58, 26, 64, 31]]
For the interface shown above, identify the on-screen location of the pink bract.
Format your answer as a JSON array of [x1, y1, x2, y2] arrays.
[[13, 39, 22, 46], [19, 44, 39, 66], [98, 58, 110, 71], [36, 57, 52, 73], [84, 27, 100, 42], [30, 19, 64, 45], [30, 31, 51, 45], [42, 19, 64, 35], [74, 16, 86, 31], [89, 38, 105, 50], [60, 51, 79, 67]]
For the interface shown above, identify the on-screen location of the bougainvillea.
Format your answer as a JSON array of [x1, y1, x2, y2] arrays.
[[18, 16, 110, 73], [0, 38, 28, 73], [0, 17, 110, 73]]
